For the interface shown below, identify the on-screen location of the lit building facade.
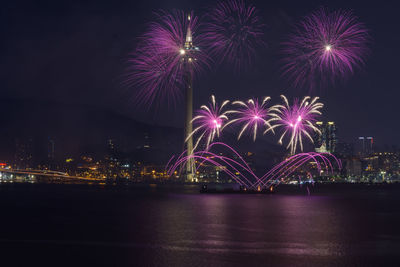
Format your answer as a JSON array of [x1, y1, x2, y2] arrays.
[[356, 136, 373, 156], [315, 121, 337, 153]]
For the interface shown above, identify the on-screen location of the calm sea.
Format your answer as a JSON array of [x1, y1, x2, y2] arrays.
[[0, 183, 399, 266]]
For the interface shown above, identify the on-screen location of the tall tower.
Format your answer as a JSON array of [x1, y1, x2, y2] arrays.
[[181, 14, 196, 181]]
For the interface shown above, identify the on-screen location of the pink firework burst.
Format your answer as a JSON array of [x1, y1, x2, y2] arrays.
[[281, 7, 370, 90], [204, 0, 265, 71], [187, 95, 231, 150], [226, 97, 277, 141], [125, 10, 210, 107], [272, 95, 323, 154]]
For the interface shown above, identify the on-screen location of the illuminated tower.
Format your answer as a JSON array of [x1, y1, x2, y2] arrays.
[[181, 14, 197, 181]]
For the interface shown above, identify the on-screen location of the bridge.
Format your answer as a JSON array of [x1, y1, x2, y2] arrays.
[[0, 168, 104, 182]]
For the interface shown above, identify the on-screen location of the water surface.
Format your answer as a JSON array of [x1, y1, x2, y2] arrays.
[[0, 184, 399, 266]]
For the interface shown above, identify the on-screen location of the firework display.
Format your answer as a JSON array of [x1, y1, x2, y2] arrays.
[[226, 97, 277, 141], [126, 1, 267, 107], [186, 95, 231, 151], [203, 0, 265, 71], [125, 3, 373, 184], [188, 95, 322, 154], [281, 7, 370, 90], [271, 95, 323, 155], [126, 10, 209, 106], [126, 5, 371, 104]]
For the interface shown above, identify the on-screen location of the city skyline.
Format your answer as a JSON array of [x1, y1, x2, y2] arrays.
[[3, 115, 399, 185]]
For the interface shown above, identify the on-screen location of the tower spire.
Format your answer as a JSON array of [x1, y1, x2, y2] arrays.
[[183, 12, 196, 182], [185, 27, 192, 47]]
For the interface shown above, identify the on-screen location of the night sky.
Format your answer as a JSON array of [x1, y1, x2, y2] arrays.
[[1, 0, 399, 147]]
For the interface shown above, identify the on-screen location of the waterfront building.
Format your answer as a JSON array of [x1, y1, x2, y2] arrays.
[[315, 121, 337, 153], [356, 136, 374, 156]]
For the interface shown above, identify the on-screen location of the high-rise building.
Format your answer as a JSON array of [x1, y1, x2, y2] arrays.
[[315, 121, 337, 153], [336, 142, 354, 157], [315, 121, 325, 150], [107, 138, 118, 160], [47, 138, 56, 169], [326, 122, 337, 153], [48, 138, 55, 160], [356, 136, 373, 155], [15, 138, 33, 169], [345, 158, 362, 177], [366, 137, 374, 155], [357, 137, 365, 155]]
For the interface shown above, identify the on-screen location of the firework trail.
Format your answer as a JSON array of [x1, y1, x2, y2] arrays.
[[167, 142, 260, 187], [125, 10, 210, 106], [186, 95, 231, 151], [271, 95, 323, 155], [166, 142, 341, 188], [204, 0, 265, 71], [257, 152, 341, 188], [281, 7, 370, 90], [225, 97, 277, 141]]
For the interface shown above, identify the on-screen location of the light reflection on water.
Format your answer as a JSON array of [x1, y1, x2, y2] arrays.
[[1, 185, 400, 266], [155, 195, 339, 256]]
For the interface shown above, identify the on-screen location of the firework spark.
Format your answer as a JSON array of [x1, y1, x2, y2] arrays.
[[186, 95, 230, 151], [125, 10, 209, 106], [204, 0, 265, 71], [271, 95, 323, 154], [226, 97, 277, 141], [281, 7, 370, 90]]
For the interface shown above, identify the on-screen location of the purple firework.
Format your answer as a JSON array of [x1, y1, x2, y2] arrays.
[[226, 97, 277, 141], [204, 0, 265, 71], [187, 95, 231, 150], [281, 7, 370, 90], [272, 95, 323, 155], [125, 10, 209, 106]]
